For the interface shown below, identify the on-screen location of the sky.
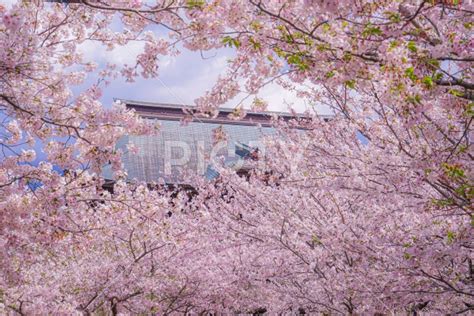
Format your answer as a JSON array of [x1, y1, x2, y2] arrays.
[[2, 0, 328, 114], [0, 0, 339, 170], [2, 0, 14, 6], [77, 39, 321, 114]]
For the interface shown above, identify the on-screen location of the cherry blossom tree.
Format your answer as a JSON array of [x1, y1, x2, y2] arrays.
[[0, 0, 472, 314]]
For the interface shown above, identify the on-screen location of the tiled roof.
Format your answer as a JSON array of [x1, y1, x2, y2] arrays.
[[104, 100, 328, 184], [103, 100, 277, 183]]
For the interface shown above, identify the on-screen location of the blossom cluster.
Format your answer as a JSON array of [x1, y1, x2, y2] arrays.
[[0, 0, 472, 314]]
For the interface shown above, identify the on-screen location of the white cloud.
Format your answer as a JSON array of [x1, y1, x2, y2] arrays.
[[2, 0, 327, 114], [1, 0, 17, 9], [78, 38, 327, 114], [78, 40, 142, 67]]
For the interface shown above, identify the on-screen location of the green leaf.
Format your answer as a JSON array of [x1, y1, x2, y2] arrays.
[[432, 198, 455, 207], [316, 43, 331, 52], [343, 51, 352, 62], [283, 33, 294, 44], [325, 70, 335, 79], [446, 231, 456, 244], [389, 40, 400, 50], [385, 11, 401, 23], [422, 76, 434, 88], [407, 41, 417, 53], [433, 72, 443, 81], [222, 36, 241, 48], [322, 23, 331, 33], [287, 54, 309, 71], [345, 79, 356, 89], [454, 184, 474, 199], [250, 21, 262, 32], [273, 47, 286, 58], [449, 89, 464, 97], [249, 37, 261, 50], [406, 94, 422, 104], [363, 24, 382, 37], [465, 103, 474, 118], [405, 66, 417, 81], [442, 163, 465, 178], [287, 54, 301, 65], [390, 82, 405, 94], [186, 0, 205, 9], [427, 58, 440, 68]]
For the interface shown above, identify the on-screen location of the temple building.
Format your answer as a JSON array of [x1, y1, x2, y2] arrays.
[[104, 99, 329, 185]]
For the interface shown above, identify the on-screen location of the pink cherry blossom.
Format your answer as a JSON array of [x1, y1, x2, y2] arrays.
[[0, 0, 472, 314]]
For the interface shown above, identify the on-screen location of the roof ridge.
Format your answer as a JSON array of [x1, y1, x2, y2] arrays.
[[115, 98, 332, 119]]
